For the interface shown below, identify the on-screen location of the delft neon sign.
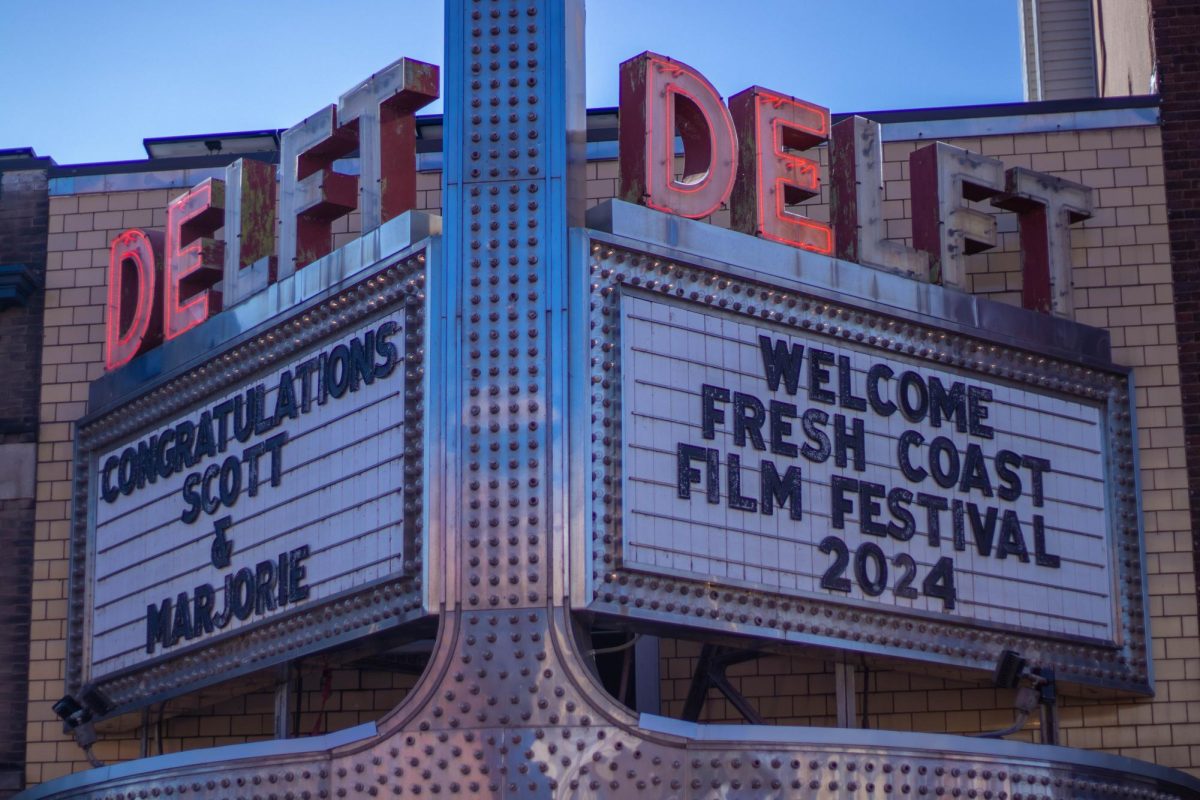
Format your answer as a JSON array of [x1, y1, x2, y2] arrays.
[[104, 52, 1092, 371]]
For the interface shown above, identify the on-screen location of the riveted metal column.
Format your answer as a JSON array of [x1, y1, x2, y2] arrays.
[[441, 0, 584, 614]]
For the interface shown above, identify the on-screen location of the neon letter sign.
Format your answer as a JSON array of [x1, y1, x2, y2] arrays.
[[338, 57, 440, 234], [618, 51, 737, 219], [164, 179, 225, 341], [993, 167, 1093, 317], [729, 86, 832, 254], [105, 230, 163, 370]]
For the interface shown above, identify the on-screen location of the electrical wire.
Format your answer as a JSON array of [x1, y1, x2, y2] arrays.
[[586, 633, 641, 657], [968, 710, 1032, 739], [82, 744, 104, 768]]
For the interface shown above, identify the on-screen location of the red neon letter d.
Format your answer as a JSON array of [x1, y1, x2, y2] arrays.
[[619, 52, 737, 219], [105, 229, 163, 371]]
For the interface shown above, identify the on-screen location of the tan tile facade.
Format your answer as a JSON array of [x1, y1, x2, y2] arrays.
[[25, 123, 1200, 782]]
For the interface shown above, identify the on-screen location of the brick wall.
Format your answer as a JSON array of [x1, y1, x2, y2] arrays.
[[0, 164, 49, 796], [26, 187, 137, 782], [23, 121, 1200, 781], [1153, 0, 1200, 636]]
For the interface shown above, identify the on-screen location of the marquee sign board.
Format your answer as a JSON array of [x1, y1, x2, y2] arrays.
[[580, 201, 1149, 693], [71, 242, 431, 708], [622, 294, 1111, 640], [92, 310, 409, 678]]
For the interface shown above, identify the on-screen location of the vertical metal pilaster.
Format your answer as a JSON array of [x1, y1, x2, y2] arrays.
[[835, 661, 859, 729], [634, 635, 661, 714], [273, 663, 292, 740], [440, 0, 584, 614]]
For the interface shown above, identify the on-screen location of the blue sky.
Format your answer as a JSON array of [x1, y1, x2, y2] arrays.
[[0, 1, 1022, 165]]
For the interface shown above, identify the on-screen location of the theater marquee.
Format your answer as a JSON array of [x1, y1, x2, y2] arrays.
[[92, 312, 408, 677], [68, 55, 442, 709], [71, 238, 431, 707], [581, 202, 1148, 693], [68, 41, 1149, 714]]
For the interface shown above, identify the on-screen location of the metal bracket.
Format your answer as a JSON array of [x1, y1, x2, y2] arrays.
[[681, 644, 765, 725]]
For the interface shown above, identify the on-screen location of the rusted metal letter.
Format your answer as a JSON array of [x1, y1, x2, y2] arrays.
[[338, 57, 439, 234], [618, 51, 737, 219], [729, 86, 832, 254], [829, 116, 929, 278], [910, 143, 1004, 289], [278, 105, 359, 276], [164, 179, 226, 341], [992, 167, 1093, 317], [221, 158, 278, 309]]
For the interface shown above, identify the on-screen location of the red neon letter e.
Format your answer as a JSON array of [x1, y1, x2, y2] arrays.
[[729, 87, 832, 254], [165, 180, 226, 341], [105, 229, 163, 371], [618, 52, 737, 219]]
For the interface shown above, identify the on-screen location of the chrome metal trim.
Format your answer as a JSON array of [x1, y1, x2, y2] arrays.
[[1128, 370, 1155, 692], [639, 714, 1200, 793], [420, 235, 447, 614], [568, 227, 594, 609], [14, 724, 377, 800]]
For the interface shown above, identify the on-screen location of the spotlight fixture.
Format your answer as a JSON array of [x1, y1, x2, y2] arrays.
[[51, 694, 104, 768], [992, 649, 1027, 690], [51, 695, 90, 729], [972, 650, 1059, 745]]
